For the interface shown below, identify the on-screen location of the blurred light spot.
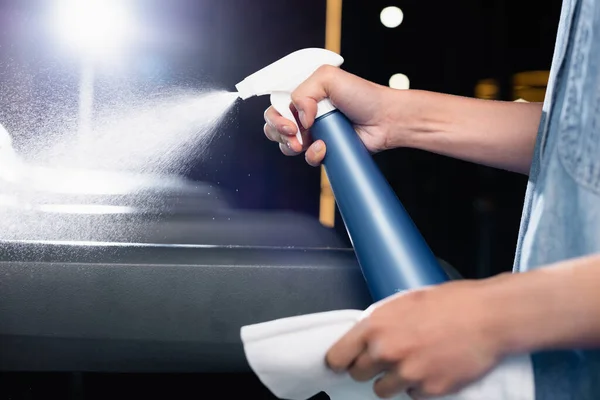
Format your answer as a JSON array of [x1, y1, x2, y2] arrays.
[[389, 74, 410, 90], [52, 0, 136, 58], [380, 7, 404, 28]]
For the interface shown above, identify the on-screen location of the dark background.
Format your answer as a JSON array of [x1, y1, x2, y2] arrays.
[[0, 0, 562, 280], [338, 0, 561, 279], [0, 0, 563, 276], [0, 0, 564, 398]]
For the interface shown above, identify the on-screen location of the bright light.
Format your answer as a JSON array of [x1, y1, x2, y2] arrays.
[[389, 73, 410, 90], [52, 0, 135, 57], [380, 6, 404, 28]]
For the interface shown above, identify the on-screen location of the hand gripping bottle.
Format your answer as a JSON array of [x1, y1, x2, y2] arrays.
[[236, 48, 448, 301]]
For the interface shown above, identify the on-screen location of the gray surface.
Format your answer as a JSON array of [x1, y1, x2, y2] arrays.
[[0, 214, 459, 373], [0, 243, 372, 372], [0, 211, 347, 247]]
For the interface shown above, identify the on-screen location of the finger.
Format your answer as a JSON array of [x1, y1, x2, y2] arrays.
[[279, 142, 301, 156], [266, 123, 303, 154], [281, 133, 303, 153], [290, 105, 312, 145], [407, 383, 459, 400], [264, 123, 280, 143], [348, 351, 387, 382], [264, 106, 298, 137], [407, 388, 445, 400], [305, 140, 326, 167], [326, 320, 369, 372], [407, 388, 428, 400], [291, 65, 337, 130], [373, 370, 412, 399]]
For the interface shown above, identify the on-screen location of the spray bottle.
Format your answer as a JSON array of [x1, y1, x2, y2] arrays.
[[236, 48, 448, 301]]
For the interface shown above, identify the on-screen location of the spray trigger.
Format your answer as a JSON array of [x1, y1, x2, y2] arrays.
[[270, 92, 303, 146], [235, 48, 345, 148]]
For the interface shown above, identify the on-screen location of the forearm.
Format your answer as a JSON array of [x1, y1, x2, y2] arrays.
[[392, 90, 543, 174], [482, 254, 600, 355]]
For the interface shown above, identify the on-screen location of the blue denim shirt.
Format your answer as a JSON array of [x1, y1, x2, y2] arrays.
[[514, 0, 600, 398]]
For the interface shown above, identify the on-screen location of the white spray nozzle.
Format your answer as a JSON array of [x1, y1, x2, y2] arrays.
[[235, 48, 344, 145]]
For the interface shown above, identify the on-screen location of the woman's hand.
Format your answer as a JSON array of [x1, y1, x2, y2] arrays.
[[326, 280, 505, 399], [264, 65, 543, 174], [263, 65, 402, 166]]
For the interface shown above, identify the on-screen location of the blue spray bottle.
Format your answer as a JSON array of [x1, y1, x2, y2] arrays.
[[236, 48, 448, 301]]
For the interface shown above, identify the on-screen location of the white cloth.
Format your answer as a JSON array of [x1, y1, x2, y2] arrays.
[[241, 309, 535, 400]]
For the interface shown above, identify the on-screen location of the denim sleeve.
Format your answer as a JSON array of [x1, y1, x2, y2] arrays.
[[533, 350, 600, 400]]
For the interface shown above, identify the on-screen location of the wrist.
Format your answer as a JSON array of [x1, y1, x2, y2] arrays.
[[383, 89, 452, 150], [478, 269, 572, 357], [475, 273, 526, 356]]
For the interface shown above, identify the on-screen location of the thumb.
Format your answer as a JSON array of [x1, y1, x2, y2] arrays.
[[290, 65, 337, 130]]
